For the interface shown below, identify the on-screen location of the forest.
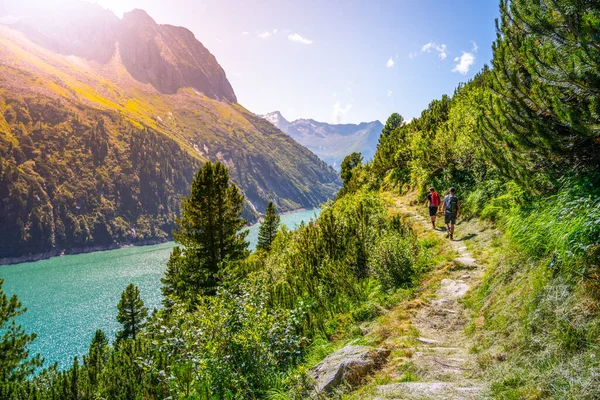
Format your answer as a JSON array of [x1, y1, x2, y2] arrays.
[[0, 0, 599, 399]]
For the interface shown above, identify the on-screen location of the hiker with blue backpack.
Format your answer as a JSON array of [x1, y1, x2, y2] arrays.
[[425, 187, 441, 229], [441, 187, 461, 240]]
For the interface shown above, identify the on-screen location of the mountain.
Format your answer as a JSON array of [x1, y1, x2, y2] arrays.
[[0, 3, 340, 261], [262, 111, 383, 170]]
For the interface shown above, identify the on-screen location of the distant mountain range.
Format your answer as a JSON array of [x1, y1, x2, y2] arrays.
[[262, 111, 383, 170], [0, 2, 340, 261]]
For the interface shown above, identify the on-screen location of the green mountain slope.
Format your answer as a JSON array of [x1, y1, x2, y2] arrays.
[[0, 6, 340, 261]]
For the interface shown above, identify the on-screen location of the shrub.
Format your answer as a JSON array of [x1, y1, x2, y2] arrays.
[[368, 231, 417, 292]]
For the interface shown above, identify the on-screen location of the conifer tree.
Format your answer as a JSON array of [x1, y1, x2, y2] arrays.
[[162, 161, 249, 302], [116, 284, 147, 341], [70, 357, 79, 400], [85, 330, 108, 386], [338, 152, 363, 198], [0, 278, 42, 384], [257, 201, 280, 252], [373, 113, 405, 174], [482, 0, 600, 182]]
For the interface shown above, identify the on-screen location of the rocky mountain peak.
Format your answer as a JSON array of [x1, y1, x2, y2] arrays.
[[122, 9, 156, 25], [8, 1, 236, 102], [262, 111, 291, 130]]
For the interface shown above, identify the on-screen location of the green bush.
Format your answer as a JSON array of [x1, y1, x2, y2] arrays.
[[368, 231, 417, 292]]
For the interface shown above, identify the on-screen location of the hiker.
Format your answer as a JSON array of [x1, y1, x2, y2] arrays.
[[441, 187, 460, 240], [425, 187, 441, 229]]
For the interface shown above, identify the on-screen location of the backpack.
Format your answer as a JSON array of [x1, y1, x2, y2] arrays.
[[430, 192, 441, 207], [445, 195, 459, 213]]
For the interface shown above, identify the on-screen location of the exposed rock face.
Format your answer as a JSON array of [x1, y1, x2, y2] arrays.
[[262, 111, 383, 170], [119, 10, 236, 100], [8, 3, 236, 101], [310, 345, 390, 393]]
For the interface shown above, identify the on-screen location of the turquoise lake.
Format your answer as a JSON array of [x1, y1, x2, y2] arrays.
[[0, 208, 320, 369]]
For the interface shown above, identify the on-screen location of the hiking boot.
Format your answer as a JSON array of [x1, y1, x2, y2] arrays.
[[450, 234, 454, 240], [445, 232, 449, 238]]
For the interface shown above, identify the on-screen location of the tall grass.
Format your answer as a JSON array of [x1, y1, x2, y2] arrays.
[[465, 176, 600, 399]]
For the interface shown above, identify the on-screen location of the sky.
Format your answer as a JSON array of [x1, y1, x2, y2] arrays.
[[5, 0, 501, 124]]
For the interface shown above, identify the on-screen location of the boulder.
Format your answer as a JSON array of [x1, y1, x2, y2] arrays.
[[310, 345, 390, 393]]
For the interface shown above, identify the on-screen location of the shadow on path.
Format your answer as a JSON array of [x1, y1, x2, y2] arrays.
[[456, 233, 477, 242]]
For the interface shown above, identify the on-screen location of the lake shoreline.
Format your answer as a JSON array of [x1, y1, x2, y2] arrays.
[[0, 207, 320, 266], [0, 238, 169, 266]]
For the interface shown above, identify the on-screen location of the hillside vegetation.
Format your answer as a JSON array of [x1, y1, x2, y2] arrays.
[[342, 0, 600, 397]]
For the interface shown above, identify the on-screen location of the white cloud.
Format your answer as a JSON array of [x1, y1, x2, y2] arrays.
[[386, 57, 395, 68], [387, 90, 393, 97], [332, 102, 352, 124], [452, 52, 475, 74], [421, 42, 447, 60], [258, 31, 272, 39], [273, 29, 278, 34], [241, 31, 249, 35], [288, 33, 313, 44], [471, 41, 478, 52], [408, 52, 418, 59]]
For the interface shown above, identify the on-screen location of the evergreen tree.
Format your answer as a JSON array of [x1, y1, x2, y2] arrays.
[[85, 330, 108, 386], [338, 152, 363, 198], [373, 113, 406, 174], [257, 202, 280, 252], [482, 0, 600, 183], [70, 357, 79, 400], [162, 161, 249, 302], [0, 278, 42, 384], [116, 284, 147, 341]]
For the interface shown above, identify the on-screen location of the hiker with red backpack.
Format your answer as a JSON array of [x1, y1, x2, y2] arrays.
[[441, 187, 461, 240], [425, 187, 441, 229]]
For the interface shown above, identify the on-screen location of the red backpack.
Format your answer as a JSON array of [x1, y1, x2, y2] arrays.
[[430, 192, 441, 207]]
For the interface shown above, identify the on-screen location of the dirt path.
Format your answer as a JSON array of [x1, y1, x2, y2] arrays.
[[367, 198, 488, 399]]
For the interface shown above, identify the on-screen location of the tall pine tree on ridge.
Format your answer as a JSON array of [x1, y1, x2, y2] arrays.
[[162, 161, 249, 304]]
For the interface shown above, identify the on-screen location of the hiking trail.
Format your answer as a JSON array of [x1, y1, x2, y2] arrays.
[[353, 195, 490, 399]]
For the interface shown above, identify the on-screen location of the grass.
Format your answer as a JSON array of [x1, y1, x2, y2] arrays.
[[461, 179, 600, 399]]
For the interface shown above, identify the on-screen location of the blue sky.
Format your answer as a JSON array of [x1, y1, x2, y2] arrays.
[[90, 0, 499, 124]]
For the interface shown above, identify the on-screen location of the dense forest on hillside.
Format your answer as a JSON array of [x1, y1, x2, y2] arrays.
[[0, 92, 201, 259], [0, 0, 599, 399]]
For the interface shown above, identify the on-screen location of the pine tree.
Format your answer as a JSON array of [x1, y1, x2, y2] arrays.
[[162, 161, 249, 302], [257, 202, 280, 252], [373, 113, 405, 174], [116, 284, 147, 341], [0, 278, 42, 384], [70, 357, 79, 400], [85, 330, 108, 386], [338, 152, 363, 198], [482, 0, 600, 183]]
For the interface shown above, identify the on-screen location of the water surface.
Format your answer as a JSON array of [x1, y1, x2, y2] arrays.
[[0, 208, 319, 369]]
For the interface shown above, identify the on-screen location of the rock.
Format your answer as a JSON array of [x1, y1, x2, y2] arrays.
[[310, 345, 390, 393], [374, 381, 483, 399], [120, 10, 237, 100], [436, 279, 469, 299], [454, 256, 477, 268], [417, 337, 440, 345]]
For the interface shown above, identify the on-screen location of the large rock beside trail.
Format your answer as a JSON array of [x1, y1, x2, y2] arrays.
[[310, 345, 390, 393]]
